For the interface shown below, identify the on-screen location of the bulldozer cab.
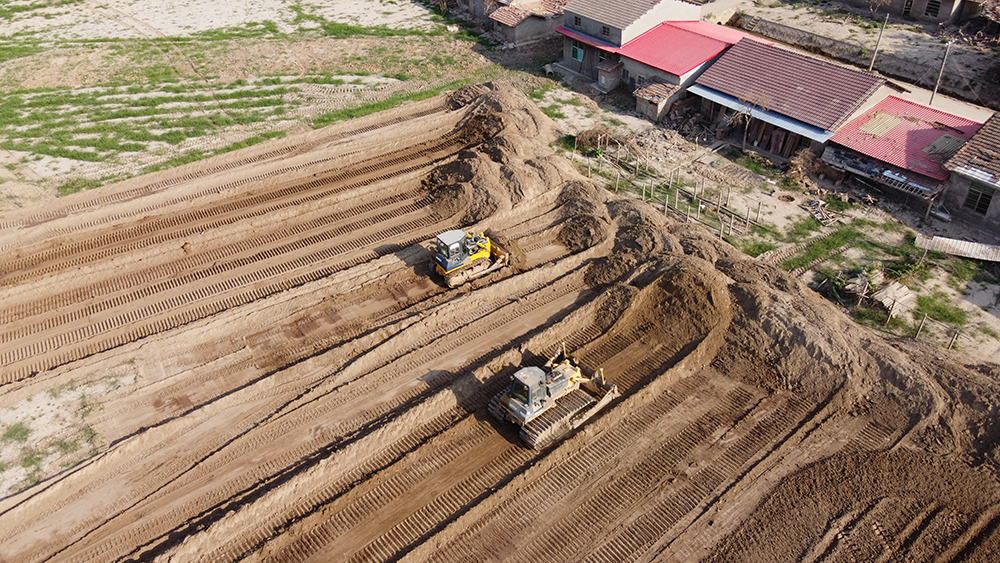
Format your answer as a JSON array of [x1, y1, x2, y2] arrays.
[[434, 229, 470, 271]]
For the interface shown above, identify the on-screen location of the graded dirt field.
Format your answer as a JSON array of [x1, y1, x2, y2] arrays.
[[1, 84, 998, 563]]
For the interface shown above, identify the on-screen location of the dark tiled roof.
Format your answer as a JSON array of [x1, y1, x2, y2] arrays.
[[946, 113, 1000, 185], [694, 39, 884, 131], [565, 0, 691, 30]]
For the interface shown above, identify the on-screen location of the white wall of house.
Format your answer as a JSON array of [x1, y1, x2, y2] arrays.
[[622, 0, 701, 43]]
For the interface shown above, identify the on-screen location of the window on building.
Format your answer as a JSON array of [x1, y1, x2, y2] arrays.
[[621, 68, 630, 82], [902, 0, 913, 15], [601, 25, 610, 36], [636, 75, 646, 87], [597, 52, 606, 63], [571, 41, 584, 62], [573, 15, 581, 27], [964, 181, 995, 215], [925, 0, 941, 18]]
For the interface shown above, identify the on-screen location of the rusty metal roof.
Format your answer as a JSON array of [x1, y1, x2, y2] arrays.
[[915, 234, 1000, 262], [694, 39, 884, 132], [831, 96, 982, 181]]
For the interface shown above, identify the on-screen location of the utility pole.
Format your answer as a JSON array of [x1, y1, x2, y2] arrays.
[[868, 13, 889, 72], [930, 41, 953, 106]]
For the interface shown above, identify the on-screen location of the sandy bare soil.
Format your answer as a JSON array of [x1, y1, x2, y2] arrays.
[[0, 84, 998, 563]]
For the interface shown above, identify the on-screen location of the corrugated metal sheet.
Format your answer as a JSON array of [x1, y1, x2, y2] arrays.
[[831, 96, 982, 181], [687, 84, 835, 143], [694, 39, 883, 132], [665, 20, 773, 46], [618, 23, 728, 76], [915, 234, 1000, 262]]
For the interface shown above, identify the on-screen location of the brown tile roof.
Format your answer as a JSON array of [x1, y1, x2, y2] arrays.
[[634, 78, 680, 102], [694, 39, 884, 132], [595, 58, 623, 72], [946, 112, 1000, 186], [490, 6, 532, 26], [490, 0, 568, 26], [565, 0, 697, 31]]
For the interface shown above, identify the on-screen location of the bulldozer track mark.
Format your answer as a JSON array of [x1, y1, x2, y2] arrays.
[[580, 393, 814, 563], [933, 503, 1000, 563], [0, 103, 449, 233], [423, 373, 719, 563], [25, 279, 590, 561], [0, 130, 465, 284], [0, 190, 427, 325], [1, 210, 444, 383]]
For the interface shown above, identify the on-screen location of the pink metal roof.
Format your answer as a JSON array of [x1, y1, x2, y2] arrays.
[[618, 23, 729, 76], [664, 21, 772, 46], [831, 96, 983, 181], [617, 22, 771, 78]]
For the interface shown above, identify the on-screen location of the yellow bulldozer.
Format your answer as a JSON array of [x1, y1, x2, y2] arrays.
[[430, 229, 510, 288], [489, 343, 619, 449]]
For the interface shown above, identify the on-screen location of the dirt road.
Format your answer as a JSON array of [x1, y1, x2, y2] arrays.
[[0, 85, 997, 562]]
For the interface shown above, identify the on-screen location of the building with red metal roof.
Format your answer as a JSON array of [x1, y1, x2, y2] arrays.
[[830, 96, 982, 182], [822, 96, 982, 213]]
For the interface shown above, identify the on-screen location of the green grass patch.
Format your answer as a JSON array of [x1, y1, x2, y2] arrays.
[[529, 83, 554, 101], [823, 195, 851, 212], [914, 291, 968, 326], [56, 177, 103, 196], [541, 105, 565, 119], [780, 227, 862, 270], [742, 240, 777, 257], [0, 41, 45, 63], [55, 438, 80, 455], [783, 215, 823, 243], [313, 79, 468, 128], [1, 422, 30, 443]]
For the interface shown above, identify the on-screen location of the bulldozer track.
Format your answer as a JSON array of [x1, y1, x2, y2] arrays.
[[18, 275, 592, 562], [0, 130, 464, 283], [0, 102, 450, 234], [0, 209, 443, 384], [258, 321, 697, 562], [422, 373, 731, 563], [0, 190, 427, 324]]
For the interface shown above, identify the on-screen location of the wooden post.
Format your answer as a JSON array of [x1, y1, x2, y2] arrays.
[[746, 206, 751, 230], [573, 136, 578, 155], [587, 157, 591, 178], [884, 298, 896, 327], [756, 201, 762, 222], [664, 192, 668, 215], [915, 313, 928, 338], [948, 330, 959, 350], [642, 183, 646, 201], [918, 248, 929, 265], [635, 157, 640, 176], [615, 171, 621, 193], [685, 204, 689, 223], [719, 218, 724, 239]]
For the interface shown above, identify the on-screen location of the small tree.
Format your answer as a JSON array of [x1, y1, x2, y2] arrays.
[[731, 92, 771, 150], [868, 0, 891, 18]]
